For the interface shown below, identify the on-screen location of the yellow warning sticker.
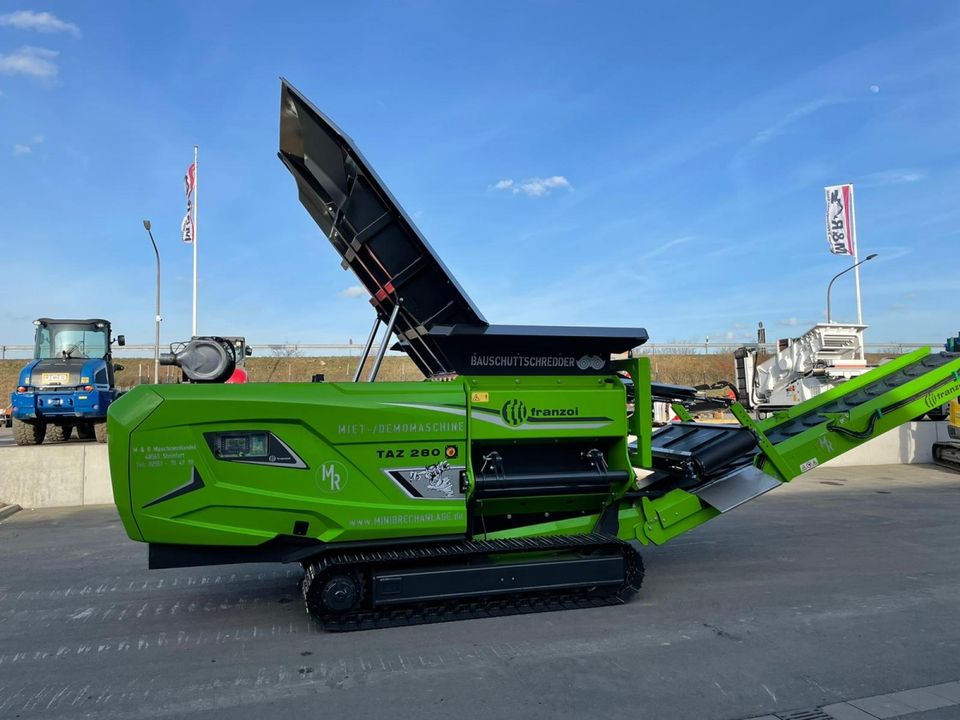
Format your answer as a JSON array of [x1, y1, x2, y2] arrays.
[[471, 391, 489, 403]]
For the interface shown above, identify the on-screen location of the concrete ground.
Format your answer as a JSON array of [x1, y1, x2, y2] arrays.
[[0, 425, 16, 447], [1, 464, 959, 720]]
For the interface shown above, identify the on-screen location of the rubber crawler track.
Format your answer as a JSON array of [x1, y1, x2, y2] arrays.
[[301, 534, 644, 632]]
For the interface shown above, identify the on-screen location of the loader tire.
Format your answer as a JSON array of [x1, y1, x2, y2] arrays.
[[46, 424, 73, 442], [94, 421, 108, 444], [13, 418, 45, 446]]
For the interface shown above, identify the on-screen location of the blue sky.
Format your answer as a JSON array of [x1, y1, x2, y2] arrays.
[[1, 2, 959, 350]]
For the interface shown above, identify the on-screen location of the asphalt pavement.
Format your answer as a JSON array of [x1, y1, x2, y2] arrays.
[[1, 464, 959, 720]]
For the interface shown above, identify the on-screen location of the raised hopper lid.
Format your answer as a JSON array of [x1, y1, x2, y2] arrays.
[[279, 80, 488, 375], [278, 79, 647, 376]]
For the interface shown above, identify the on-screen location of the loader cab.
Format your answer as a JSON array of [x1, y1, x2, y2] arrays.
[[32, 318, 123, 386], [35, 319, 110, 360]]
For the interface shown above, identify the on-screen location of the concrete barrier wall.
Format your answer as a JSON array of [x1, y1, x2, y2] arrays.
[[0, 444, 112, 509], [0, 422, 953, 509], [823, 420, 950, 467]]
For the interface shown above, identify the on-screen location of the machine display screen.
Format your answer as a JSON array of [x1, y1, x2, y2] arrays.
[[219, 433, 268, 458], [248, 434, 267, 455], [203, 430, 306, 468]]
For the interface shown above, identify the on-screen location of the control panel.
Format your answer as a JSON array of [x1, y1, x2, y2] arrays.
[[203, 431, 306, 469]]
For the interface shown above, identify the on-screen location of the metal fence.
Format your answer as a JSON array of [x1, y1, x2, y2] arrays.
[[0, 343, 407, 360], [633, 341, 937, 356], [0, 340, 942, 360]]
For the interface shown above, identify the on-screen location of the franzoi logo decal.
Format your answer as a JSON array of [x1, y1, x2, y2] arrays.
[[501, 399, 528, 426], [924, 380, 960, 409]]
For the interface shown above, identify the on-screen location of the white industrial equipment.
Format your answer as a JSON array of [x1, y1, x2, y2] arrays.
[[734, 323, 869, 415]]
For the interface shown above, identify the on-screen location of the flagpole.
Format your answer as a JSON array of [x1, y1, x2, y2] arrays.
[[851, 187, 863, 325], [192, 144, 198, 337]]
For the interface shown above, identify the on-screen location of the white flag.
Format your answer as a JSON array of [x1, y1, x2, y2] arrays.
[[181, 162, 196, 244], [824, 184, 856, 256], [180, 211, 194, 244]]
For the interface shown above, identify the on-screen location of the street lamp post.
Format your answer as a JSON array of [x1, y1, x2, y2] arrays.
[[827, 253, 878, 324], [142, 220, 161, 384]]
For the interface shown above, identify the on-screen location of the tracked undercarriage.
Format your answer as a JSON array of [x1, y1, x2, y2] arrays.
[[301, 535, 643, 631]]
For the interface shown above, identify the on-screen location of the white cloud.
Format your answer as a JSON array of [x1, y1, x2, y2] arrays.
[[12, 134, 44, 156], [338, 285, 366, 299], [869, 84, 880, 93], [0, 46, 59, 78], [492, 176, 572, 197], [637, 236, 693, 262], [746, 96, 848, 150], [859, 169, 924, 187], [0, 10, 80, 37], [775, 317, 817, 329]]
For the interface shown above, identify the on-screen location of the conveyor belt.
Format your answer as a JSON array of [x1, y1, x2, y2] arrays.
[[650, 423, 757, 479], [645, 351, 960, 509], [762, 352, 956, 444]]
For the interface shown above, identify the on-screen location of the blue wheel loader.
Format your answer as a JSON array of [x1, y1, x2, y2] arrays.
[[10, 318, 125, 445]]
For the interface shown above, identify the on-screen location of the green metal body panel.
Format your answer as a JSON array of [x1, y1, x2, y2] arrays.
[[109, 374, 633, 549], [613, 357, 653, 469]]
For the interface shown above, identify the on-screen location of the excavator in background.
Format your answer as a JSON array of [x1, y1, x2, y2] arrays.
[[932, 335, 960, 471]]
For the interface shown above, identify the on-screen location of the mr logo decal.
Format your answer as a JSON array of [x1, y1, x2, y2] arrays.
[[319, 461, 347, 492]]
